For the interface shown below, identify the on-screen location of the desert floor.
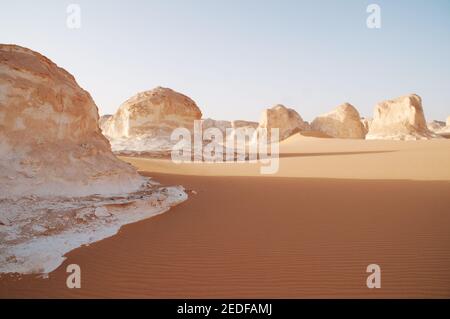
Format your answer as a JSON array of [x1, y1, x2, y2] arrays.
[[1, 134, 450, 298]]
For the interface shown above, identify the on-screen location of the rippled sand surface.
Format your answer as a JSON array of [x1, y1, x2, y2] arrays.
[[1, 174, 450, 298]]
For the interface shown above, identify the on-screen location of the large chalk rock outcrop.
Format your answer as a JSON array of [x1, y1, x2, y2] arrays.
[[101, 87, 202, 139], [311, 103, 366, 139], [366, 94, 437, 140], [255, 104, 310, 141], [447, 116, 450, 127], [0, 45, 144, 197], [0, 45, 187, 275]]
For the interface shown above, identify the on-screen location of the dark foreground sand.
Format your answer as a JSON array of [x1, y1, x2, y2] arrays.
[[1, 172, 450, 298]]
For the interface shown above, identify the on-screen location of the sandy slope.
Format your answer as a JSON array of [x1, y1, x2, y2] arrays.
[[1, 136, 450, 298], [123, 133, 450, 181]]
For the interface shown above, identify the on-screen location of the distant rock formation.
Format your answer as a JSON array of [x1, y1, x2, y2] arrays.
[[361, 117, 372, 134], [255, 104, 310, 141], [99, 114, 113, 127], [101, 87, 202, 139], [311, 103, 366, 139], [366, 94, 438, 140], [232, 120, 258, 130], [0, 44, 145, 197], [100, 87, 202, 153], [428, 118, 450, 137], [202, 118, 232, 135], [428, 120, 446, 133], [231, 120, 258, 136]]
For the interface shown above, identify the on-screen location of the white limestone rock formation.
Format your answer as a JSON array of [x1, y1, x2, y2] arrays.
[[361, 117, 372, 134], [101, 86, 202, 139], [255, 104, 310, 141], [228, 120, 259, 141], [0, 44, 144, 198], [0, 45, 187, 274], [100, 87, 202, 153], [99, 114, 113, 128], [311, 103, 366, 139], [428, 117, 450, 136], [197, 118, 258, 141], [366, 94, 438, 140], [202, 118, 232, 135], [428, 120, 446, 133]]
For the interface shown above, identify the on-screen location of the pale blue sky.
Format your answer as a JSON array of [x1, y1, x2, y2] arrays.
[[1, 0, 449, 122]]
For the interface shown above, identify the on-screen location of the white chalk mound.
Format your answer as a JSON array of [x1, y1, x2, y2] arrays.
[[101, 86, 202, 139], [256, 104, 310, 141], [101, 87, 202, 153], [0, 44, 145, 197], [366, 94, 438, 140], [311, 103, 366, 139]]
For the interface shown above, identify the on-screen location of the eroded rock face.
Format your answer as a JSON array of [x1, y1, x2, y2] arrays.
[[0, 44, 144, 197], [255, 104, 310, 141], [101, 87, 202, 138], [361, 117, 372, 134], [311, 103, 366, 139], [366, 94, 437, 140], [447, 116, 450, 127]]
